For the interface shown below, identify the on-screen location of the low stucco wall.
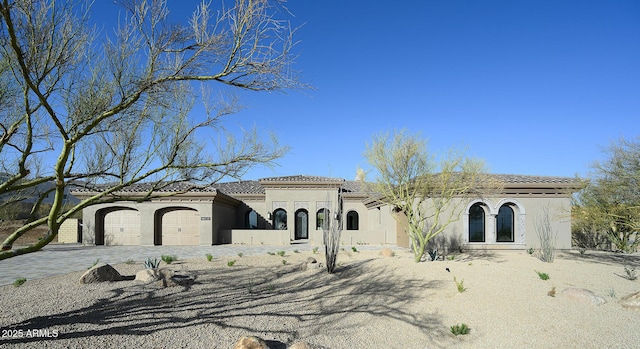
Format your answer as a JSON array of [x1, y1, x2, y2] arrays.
[[221, 229, 291, 246], [306, 229, 390, 247], [57, 219, 80, 243]]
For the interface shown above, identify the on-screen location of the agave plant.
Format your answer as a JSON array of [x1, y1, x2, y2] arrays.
[[144, 258, 160, 269]]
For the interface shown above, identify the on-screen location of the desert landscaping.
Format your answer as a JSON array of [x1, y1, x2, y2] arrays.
[[1, 247, 639, 348]]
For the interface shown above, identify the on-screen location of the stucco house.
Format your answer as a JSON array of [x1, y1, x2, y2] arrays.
[[70, 174, 581, 251]]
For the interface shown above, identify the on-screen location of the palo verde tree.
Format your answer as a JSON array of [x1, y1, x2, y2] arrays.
[[0, 0, 302, 260], [365, 129, 499, 262], [573, 137, 640, 253]]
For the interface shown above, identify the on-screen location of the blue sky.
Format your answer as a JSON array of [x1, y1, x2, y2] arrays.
[[95, 1, 640, 182]]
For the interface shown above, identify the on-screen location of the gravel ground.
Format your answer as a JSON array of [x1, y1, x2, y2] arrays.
[[1, 249, 639, 348]]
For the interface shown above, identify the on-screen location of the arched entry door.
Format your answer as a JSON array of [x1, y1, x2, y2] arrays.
[[295, 209, 308, 240]]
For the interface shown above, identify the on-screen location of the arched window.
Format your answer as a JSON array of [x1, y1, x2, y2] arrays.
[[496, 205, 514, 242], [346, 211, 359, 230], [273, 209, 287, 230], [316, 208, 329, 230], [468, 203, 485, 242], [245, 210, 258, 229], [295, 209, 308, 239]]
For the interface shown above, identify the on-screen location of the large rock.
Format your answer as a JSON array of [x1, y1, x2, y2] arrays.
[[135, 268, 193, 287], [299, 257, 322, 271], [79, 262, 122, 284], [158, 274, 195, 288], [561, 287, 607, 306], [233, 335, 270, 349], [620, 290, 640, 310], [135, 269, 162, 283], [381, 248, 395, 257]]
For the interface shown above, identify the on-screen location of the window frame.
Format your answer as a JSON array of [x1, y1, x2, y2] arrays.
[[316, 208, 330, 230], [496, 204, 515, 242], [273, 208, 287, 230], [346, 210, 359, 230], [468, 203, 485, 242]]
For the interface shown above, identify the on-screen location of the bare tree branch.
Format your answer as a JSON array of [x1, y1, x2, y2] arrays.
[[0, 0, 301, 259]]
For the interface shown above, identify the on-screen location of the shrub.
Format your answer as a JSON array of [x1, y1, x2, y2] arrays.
[[281, 259, 287, 265], [312, 247, 318, 254], [527, 248, 535, 255], [535, 270, 550, 280], [125, 259, 136, 264], [351, 246, 358, 252], [293, 249, 299, 253], [238, 252, 244, 257], [453, 276, 466, 293], [13, 277, 27, 287], [535, 207, 557, 263], [144, 258, 160, 269], [446, 255, 455, 261], [450, 323, 470, 336], [227, 260, 236, 267], [277, 250, 285, 257], [88, 258, 100, 269], [547, 287, 556, 297], [267, 252, 275, 256], [161, 255, 177, 264], [205, 253, 213, 262]]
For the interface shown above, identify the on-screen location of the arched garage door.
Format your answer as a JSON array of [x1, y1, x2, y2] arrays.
[[156, 208, 200, 245], [102, 209, 141, 245]]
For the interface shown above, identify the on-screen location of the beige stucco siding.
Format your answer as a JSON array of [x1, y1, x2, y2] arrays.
[[408, 195, 574, 251]]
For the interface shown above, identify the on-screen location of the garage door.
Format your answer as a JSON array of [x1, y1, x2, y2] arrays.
[[104, 209, 141, 245], [161, 209, 200, 245]]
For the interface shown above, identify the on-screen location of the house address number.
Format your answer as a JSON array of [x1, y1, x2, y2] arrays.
[[200, 217, 211, 221]]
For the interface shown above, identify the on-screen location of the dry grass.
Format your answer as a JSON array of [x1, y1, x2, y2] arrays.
[[0, 221, 50, 247]]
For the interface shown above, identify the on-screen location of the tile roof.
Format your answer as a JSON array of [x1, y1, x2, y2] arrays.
[[71, 181, 217, 193], [258, 175, 345, 183], [71, 174, 582, 196], [214, 180, 264, 195], [342, 180, 370, 195], [491, 174, 581, 185]]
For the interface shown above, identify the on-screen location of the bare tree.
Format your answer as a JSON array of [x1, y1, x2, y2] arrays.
[[365, 129, 499, 263], [0, 0, 302, 260]]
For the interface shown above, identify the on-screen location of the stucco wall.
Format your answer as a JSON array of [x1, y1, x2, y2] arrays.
[[416, 195, 574, 251], [265, 187, 341, 242], [82, 200, 216, 246], [222, 229, 291, 245]]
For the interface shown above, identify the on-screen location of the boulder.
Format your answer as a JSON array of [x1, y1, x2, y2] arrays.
[[620, 290, 640, 310], [159, 274, 195, 287], [299, 257, 322, 271], [135, 269, 162, 283], [381, 248, 395, 257], [136, 268, 192, 287], [79, 262, 122, 284], [561, 287, 607, 306], [233, 335, 270, 349]]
